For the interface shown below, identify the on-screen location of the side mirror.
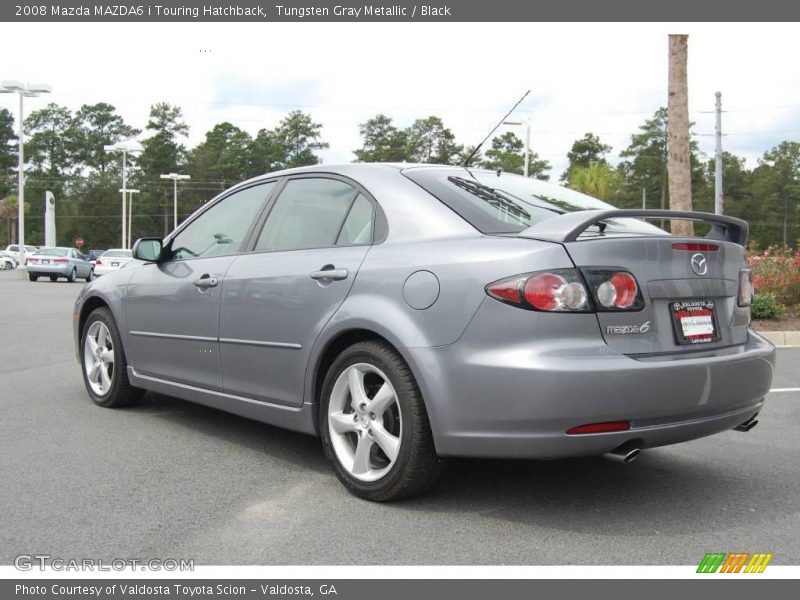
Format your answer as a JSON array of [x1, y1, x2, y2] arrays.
[[133, 238, 163, 262]]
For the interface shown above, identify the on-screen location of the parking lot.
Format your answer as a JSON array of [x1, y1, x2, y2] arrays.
[[1, 269, 798, 565]]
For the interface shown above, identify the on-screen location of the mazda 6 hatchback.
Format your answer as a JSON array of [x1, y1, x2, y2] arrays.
[[73, 163, 775, 501]]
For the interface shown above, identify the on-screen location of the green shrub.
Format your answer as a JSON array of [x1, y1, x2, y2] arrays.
[[751, 294, 784, 320]]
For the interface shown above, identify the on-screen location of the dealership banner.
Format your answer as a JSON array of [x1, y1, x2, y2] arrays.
[[4, 579, 799, 599], [2, 0, 799, 22]]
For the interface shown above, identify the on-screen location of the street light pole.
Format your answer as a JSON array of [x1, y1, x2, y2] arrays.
[[0, 80, 51, 271], [122, 189, 140, 249], [160, 173, 191, 231], [104, 138, 143, 250]]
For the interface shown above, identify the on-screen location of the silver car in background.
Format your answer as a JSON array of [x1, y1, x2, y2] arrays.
[[0, 251, 17, 270], [28, 247, 94, 282], [94, 249, 133, 276], [72, 164, 775, 501]]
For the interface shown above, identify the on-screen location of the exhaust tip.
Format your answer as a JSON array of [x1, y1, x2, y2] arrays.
[[603, 444, 641, 464], [734, 417, 758, 433]]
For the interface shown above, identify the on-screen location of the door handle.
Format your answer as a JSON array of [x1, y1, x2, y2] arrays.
[[193, 275, 218, 289], [310, 268, 348, 282]]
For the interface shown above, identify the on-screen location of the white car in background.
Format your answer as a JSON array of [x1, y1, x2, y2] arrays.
[[94, 249, 133, 276], [0, 251, 17, 270], [4, 244, 38, 265]]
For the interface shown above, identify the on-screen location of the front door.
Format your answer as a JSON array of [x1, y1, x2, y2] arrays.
[[125, 182, 274, 390]]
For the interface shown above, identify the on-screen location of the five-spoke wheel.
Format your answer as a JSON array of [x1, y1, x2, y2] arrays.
[[83, 320, 115, 396], [320, 341, 442, 501]]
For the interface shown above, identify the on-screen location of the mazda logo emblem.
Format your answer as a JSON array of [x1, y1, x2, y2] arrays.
[[690, 253, 708, 276]]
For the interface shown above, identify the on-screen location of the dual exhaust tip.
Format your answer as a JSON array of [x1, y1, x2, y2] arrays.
[[603, 442, 641, 464], [603, 414, 759, 463], [734, 415, 759, 433]]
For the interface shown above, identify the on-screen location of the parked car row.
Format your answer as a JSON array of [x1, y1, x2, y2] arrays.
[[2, 244, 133, 282]]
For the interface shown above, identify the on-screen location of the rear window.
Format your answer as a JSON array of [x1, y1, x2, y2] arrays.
[[403, 167, 665, 236], [102, 250, 132, 258], [36, 248, 69, 257]]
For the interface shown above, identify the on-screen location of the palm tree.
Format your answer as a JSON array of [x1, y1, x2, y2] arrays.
[[667, 34, 694, 235], [0, 195, 17, 245], [566, 162, 621, 201]]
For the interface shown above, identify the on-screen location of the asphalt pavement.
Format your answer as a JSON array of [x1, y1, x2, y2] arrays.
[[1, 270, 798, 565]]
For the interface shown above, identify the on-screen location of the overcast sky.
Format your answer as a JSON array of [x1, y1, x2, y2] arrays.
[[2, 22, 799, 178]]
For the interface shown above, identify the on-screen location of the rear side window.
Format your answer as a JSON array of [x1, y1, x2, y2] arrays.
[[337, 194, 374, 246], [255, 178, 364, 252]]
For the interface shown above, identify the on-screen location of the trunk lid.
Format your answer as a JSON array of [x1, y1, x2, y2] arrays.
[[563, 236, 749, 355], [518, 209, 751, 355]]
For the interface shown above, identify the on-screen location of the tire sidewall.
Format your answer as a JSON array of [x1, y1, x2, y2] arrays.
[[320, 344, 416, 497], [80, 308, 126, 407], [67, 268, 76, 283]]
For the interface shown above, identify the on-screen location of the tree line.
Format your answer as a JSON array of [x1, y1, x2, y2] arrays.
[[0, 102, 797, 250]]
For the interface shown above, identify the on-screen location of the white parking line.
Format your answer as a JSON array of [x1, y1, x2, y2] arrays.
[[769, 388, 800, 393]]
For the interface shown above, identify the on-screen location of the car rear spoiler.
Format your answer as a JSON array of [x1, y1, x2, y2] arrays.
[[517, 209, 749, 246]]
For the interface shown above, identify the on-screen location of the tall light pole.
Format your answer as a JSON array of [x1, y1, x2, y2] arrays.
[[122, 188, 140, 249], [160, 173, 190, 231], [503, 119, 531, 178], [714, 91, 724, 215], [0, 80, 51, 272], [104, 138, 143, 249]]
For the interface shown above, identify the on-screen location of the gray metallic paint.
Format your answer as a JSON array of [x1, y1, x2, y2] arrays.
[[74, 164, 776, 458]]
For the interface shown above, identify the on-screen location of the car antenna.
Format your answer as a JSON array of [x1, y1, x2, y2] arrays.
[[462, 89, 530, 168]]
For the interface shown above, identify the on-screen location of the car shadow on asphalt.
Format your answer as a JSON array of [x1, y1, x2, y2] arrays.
[[130, 391, 792, 539]]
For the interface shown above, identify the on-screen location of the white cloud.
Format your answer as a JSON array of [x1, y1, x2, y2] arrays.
[[2, 21, 799, 177]]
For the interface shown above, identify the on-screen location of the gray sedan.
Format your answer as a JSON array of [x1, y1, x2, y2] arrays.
[[72, 164, 775, 501], [28, 247, 94, 282]]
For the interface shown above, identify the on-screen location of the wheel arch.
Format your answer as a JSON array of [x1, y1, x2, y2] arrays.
[[306, 326, 438, 438]]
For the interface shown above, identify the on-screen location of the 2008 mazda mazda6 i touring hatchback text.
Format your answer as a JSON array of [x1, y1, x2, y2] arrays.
[[73, 163, 776, 501]]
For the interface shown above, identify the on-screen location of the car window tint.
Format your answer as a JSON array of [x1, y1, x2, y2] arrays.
[[171, 183, 272, 260], [255, 178, 357, 252], [336, 194, 374, 246]]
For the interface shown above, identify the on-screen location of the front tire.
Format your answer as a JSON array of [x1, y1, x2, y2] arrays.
[[85, 268, 94, 282], [320, 341, 443, 501], [66, 268, 76, 283], [49, 275, 57, 282], [80, 307, 143, 408]]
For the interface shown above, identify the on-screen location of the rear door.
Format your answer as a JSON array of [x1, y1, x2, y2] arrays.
[[219, 176, 376, 407], [125, 182, 273, 390]]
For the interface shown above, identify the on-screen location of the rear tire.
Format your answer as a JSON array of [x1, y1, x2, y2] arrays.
[[49, 275, 57, 282], [320, 340, 443, 501], [85, 268, 94, 282], [28, 273, 38, 282], [66, 268, 76, 283], [80, 307, 143, 408]]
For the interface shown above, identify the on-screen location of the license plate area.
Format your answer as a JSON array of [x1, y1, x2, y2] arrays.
[[111, 262, 119, 266], [41, 259, 49, 265], [670, 300, 719, 345]]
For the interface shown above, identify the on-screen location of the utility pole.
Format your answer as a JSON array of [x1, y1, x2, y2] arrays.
[[642, 188, 647, 210], [160, 173, 191, 231], [502, 120, 531, 177], [714, 91, 724, 215]]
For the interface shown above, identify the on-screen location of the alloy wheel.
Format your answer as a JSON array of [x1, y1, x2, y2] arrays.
[[327, 363, 402, 482], [83, 321, 115, 396]]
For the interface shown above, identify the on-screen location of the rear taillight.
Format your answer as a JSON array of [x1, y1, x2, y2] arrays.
[[581, 269, 645, 312], [54, 258, 68, 264], [738, 269, 753, 307], [486, 269, 590, 312], [95, 259, 103, 265], [27, 258, 37, 264]]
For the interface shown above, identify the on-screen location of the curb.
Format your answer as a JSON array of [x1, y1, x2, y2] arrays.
[[754, 331, 800, 348]]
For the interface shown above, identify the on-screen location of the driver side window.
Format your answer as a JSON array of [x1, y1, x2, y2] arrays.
[[170, 183, 273, 260]]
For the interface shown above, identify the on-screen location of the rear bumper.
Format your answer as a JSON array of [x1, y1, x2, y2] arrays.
[[406, 327, 775, 459], [28, 264, 72, 276]]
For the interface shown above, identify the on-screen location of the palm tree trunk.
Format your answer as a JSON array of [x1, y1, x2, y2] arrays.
[[667, 34, 694, 236]]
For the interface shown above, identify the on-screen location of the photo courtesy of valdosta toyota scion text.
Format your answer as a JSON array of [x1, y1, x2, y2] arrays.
[[0, 0, 799, 595]]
